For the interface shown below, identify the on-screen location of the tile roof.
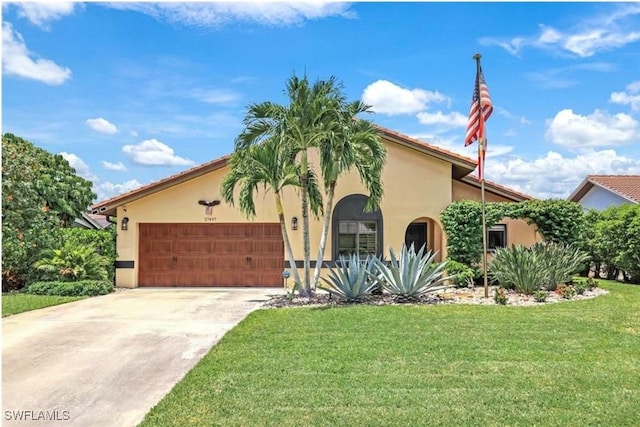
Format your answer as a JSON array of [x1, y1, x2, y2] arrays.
[[372, 125, 477, 167], [461, 175, 534, 202], [90, 125, 526, 214], [90, 156, 230, 215], [570, 175, 640, 204]]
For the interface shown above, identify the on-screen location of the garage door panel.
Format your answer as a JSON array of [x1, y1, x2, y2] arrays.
[[139, 223, 283, 287], [174, 240, 211, 254]]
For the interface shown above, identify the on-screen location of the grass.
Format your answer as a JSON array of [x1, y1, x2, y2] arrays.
[[2, 293, 85, 317], [141, 279, 640, 426]]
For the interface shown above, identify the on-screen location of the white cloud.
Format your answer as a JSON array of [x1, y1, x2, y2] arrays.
[[122, 139, 195, 167], [480, 4, 640, 57], [11, 2, 77, 29], [130, 130, 138, 137], [362, 80, 448, 115], [520, 117, 532, 125], [101, 161, 127, 172], [59, 152, 97, 181], [1, 22, 71, 85], [95, 179, 143, 201], [526, 62, 617, 89], [486, 149, 640, 199], [416, 111, 467, 128], [86, 117, 119, 135], [104, 2, 355, 28], [610, 80, 640, 111], [564, 29, 640, 57], [503, 129, 517, 137], [188, 88, 240, 104], [546, 109, 639, 148]]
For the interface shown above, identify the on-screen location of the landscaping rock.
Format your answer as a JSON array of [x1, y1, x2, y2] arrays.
[[264, 285, 609, 308]]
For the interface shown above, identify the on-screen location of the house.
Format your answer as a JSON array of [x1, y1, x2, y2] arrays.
[[90, 126, 538, 288], [72, 212, 113, 229], [568, 175, 640, 210]]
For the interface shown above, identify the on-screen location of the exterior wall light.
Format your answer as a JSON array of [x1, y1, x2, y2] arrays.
[[121, 217, 129, 231], [291, 216, 298, 231]]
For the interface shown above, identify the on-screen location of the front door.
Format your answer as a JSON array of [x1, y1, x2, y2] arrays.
[[405, 223, 427, 252]]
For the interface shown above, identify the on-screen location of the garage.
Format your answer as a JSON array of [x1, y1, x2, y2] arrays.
[[138, 223, 284, 287]]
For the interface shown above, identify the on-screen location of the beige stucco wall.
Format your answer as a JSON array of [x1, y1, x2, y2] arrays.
[[113, 138, 538, 288], [115, 168, 280, 287], [115, 138, 453, 287], [451, 180, 541, 251], [281, 141, 452, 263]]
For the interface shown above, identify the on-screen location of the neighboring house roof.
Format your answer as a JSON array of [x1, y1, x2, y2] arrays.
[[568, 175, 640, 204], [90, 125, 518, 215], [460, 175, 533, 202], [73, 212, 113, 229]]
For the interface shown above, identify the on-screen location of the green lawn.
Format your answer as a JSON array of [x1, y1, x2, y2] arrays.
[[141, 280, 640, 426], [2, 293, 85, 317]]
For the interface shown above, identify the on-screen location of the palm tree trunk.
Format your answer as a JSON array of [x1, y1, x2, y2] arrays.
[[312, 181, 335, 289], [275, 191, 301, 287], [300, 151, 312, 297]]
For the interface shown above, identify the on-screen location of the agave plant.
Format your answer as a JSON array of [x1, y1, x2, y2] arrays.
[[373, 244, 451, 299], [531, 242, 591, 290], [489, 244, 548, 295], [318, 254, 378, 301]]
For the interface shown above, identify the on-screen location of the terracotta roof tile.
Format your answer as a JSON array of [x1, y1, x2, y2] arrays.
[[461, 175, 534, 201], [91, 155, 230, 212], [587, 175, 640, 203], [373, 124, 477, 166]]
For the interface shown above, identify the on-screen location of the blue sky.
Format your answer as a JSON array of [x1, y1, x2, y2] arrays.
[[2, 2, 640, 202]]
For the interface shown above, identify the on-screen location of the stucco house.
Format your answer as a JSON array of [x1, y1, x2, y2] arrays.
[[568, 175, 640, 210], [91, 126, 538, 288]]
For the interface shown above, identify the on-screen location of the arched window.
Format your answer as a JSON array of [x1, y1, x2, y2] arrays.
[[332, 194, 383, 260]]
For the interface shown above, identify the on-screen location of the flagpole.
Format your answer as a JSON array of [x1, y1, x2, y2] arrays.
[[474, 53, 490, 299]]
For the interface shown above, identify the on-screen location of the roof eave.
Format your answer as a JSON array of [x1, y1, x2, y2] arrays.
[[90, 156, 230, 216]]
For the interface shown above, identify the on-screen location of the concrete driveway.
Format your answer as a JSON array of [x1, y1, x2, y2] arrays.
[[2, 288, 283, 427]]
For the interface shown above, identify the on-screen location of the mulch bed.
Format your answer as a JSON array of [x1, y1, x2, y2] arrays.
[[264, 285, 609, 309]]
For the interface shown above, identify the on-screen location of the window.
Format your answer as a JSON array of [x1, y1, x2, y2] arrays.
[[332, 194, 383, 261], [338, 221, 377, 257], [487, 224, 506, 250]]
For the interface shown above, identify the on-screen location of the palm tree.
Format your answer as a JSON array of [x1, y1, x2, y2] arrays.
[[234, 73, 341, 296], [221, 138, 313, 289], [311, 102, 387, 289]]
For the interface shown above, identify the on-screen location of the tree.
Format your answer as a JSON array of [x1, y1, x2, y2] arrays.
[[2, 133, 96, 290], [233, 74, 341, 296], [221, 137, 321, 290], [311, 101, 386, 289]]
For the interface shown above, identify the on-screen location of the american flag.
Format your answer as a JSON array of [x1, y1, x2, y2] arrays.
[[465, 63, 493, 180], [464, 65, 493, 146]]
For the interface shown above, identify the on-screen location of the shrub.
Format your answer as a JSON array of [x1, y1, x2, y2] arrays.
[[25, 280, 114, 297], [556, 284, 576, 299], [445, 260, 475, 288], [494, 287, 508, 305], [489, 245, 547, 295], [33, 242, 110, 282], [584, 277, 599, 290], [373, 244, 451, 300], [574, 281, 588, 295], [533, 290, 547, 303], [319, 254, 378, 302], [532, 242, 590, 291], [50, 227, 117, 281]]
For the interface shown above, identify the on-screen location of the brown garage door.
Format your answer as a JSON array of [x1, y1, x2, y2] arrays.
[[138, 223, 284, 287]]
